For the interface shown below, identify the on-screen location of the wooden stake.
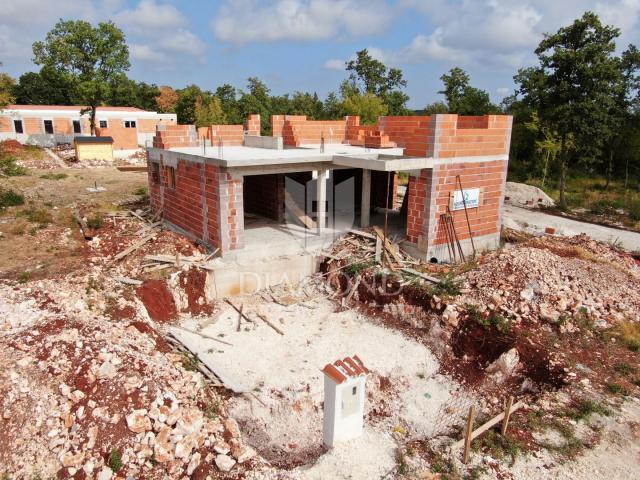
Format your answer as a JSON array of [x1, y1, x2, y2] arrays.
[[463, 405, 476, 464], [255, 313, 285, 335], [501, 396, 514, 436]]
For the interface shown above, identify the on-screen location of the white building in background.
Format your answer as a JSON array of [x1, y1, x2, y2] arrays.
[[0, 105, 176, 149]]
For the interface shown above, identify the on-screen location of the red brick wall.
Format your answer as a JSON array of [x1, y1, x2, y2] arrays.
[[279, 115, 348, 146], [378, 116, 433, 156], [433, 114, 511, 158], [148, 153, 244, 253], [245, 114, 261, 136], [429, 160, 507, 245], [152, 125, 198, 149], [406, 170, 433, 244]]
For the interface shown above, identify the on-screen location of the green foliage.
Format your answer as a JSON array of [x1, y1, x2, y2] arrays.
[[341, 92, 388, 125], [108, 448, 123, 472], [472, 430, 526, 466], [134, 186, 148, 196], [605, 382, 627, 395], [40, 173, 67, 180], [0, 70, 15, 108], [195, 95, 226, 127], [0, 188, 24, 210], [344, 259, 376, 276], [32, 19, 130, 133], [515, 12, 631, 208], [0, 154, 28, 176], [564, 399, 612, 421], [437, 67, 498, 115], [17, 205, 52, 225], [86, 213, 103, 230], [432, 272, 462, 297]]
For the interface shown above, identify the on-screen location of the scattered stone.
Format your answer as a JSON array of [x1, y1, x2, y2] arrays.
[[215, 454, 236, 472]]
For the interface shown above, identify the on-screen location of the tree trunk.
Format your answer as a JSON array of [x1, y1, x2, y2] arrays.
[[605, 150, 613, 190], [90, 105, 97, 136], [625, 156, 629, 191], [559, 135, 567, 210]]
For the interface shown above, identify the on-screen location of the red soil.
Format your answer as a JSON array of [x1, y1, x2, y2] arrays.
[[136, 280, 177, 322]]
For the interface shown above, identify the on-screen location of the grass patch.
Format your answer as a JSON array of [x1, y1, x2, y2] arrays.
[[344, 258, 376, 276], [605, 382, 629, 395], [0, 154, 28, 176], [0, 188, 25, 210], [108, 448, 123, 472], [472, 430, 527, 466], [134, 186, 148, 196], [431, 271, 462, 297], [86, 213, 104, 229], [613, 362, 637, 376], [564, 399, 612, 421], [181, 351, 200, 372], [615, 321, 640, 352], [40, 172, 68, 180], [17, 205, 52, 226]]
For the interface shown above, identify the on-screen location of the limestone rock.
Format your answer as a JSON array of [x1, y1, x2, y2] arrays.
[[486, 348, 520, 376], [215, 454, 236, 472], [126, 409, 152, 433]]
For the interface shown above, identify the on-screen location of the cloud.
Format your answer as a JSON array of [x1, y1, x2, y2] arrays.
[[114, 0, 188, 34], [0, 0, 208, 73], [323, 59, 345, 70], [373, 0, 640, 70], [211, 0, 394, 43]]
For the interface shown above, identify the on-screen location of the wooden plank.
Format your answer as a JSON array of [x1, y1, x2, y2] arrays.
[[284, 190, 315, 229], [400, 268, 440, 284], [114, 276, 143, 286], [375, 237, 382, 262], [345, 276, 361, 303], [349, 228, 376, 240], [502, 396, 514, 435], [170, 325, 233, 346], [463, 405, 476, 464], [372, 226, 404, 265], [167, 328, 248, 393], [113, 233, 156, 261], [452, 400, 525, 449], [255, 313, 285, 335]]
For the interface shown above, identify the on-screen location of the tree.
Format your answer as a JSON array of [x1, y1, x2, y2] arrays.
[[0, 63, 15, 108], [515, 12, 624, 208], [175, 85, 205, 125], [195, 95, 226, 127], [423, 101, 449, 115], [345, 49, 409, 115], [237, 77, 272, 134], [341, 93, 388, 125], [107, 75, 159, 111], [13, 68, 76, 105], [215, 84, 241, 124], [438, 67, 497, 115], [32, 19, 130, 134], [155, 86, 179, 113]]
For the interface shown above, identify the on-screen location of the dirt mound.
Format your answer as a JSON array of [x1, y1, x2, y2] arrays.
[[136, 279, 178, 322], [0, 139, 24, 154], [505, 181, 555, 208]]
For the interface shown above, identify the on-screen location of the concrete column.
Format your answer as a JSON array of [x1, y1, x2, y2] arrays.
[[316, 169, 328, 234], [360, 168, 371, 227]]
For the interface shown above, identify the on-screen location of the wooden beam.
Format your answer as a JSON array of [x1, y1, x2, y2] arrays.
[[463, 405, 476, 464], [452, 400, 525, 450], [361, 168, 371, 227], [502, 396, 514, 435]]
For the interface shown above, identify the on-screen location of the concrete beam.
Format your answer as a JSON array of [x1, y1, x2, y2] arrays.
[[316, 169, 328, 234], [361, 169, 371, 228]]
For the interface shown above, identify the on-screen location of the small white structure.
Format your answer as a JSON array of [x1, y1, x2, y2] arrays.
[[322, 355, 369, 447]]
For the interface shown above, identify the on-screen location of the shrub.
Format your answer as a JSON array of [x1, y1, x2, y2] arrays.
[[614, 321, 640, 352], [134, 186, 148, 196], [564, 399, 612, 421], [40, 173, 68, 180], [432, 271, 462, 297], [629, 200, 640, 222], [0, 188, 25, 210], [17, 205, 52, 225], [0, 154, 28, 176], [344, 258, 376, 276], [86, 213, 103, 229], [109, 448, 123, 472]]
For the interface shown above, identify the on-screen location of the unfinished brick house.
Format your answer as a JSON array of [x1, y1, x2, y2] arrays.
[[147, 113, 512, 265], [0, 105, 176, 149]]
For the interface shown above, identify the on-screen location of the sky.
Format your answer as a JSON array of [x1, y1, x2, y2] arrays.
[[1, 0, 640, 109]]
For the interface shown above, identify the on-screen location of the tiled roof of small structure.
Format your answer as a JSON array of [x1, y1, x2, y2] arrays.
[[321, 355, 369, 384]]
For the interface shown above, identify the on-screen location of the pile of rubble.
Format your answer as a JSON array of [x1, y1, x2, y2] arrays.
[[457, 234, 640, 329], [0, 281, 256, 478]]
